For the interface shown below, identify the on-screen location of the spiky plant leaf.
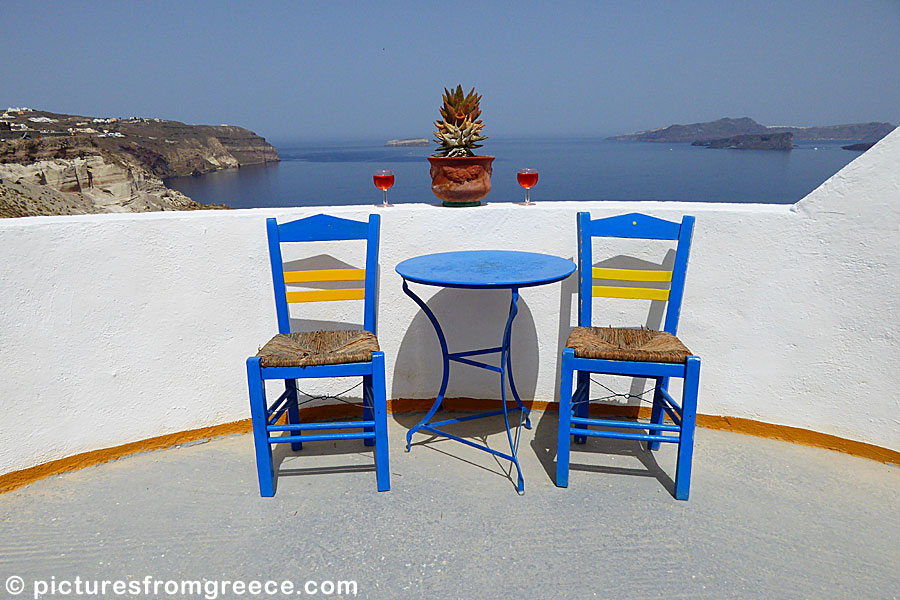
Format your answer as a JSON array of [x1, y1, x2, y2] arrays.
[[433, 84, 487, 157]]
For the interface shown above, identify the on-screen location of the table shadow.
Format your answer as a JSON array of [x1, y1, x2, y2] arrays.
[[390, 286, 540, 435], [392, 411, 532, 492]]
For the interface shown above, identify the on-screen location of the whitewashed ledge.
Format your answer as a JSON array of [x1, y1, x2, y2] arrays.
[[1, 128, 898, 479]]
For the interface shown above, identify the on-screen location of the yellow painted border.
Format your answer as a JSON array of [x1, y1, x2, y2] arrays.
[[593, 267, 673, 282], [0, 420, 249, 495], [284, 269, 365, 283], [592, 285, 670, 301], [2, 400, 898, 495], [285, 289, 365, 303]]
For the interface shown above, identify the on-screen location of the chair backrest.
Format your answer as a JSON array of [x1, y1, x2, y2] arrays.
[[266, 213, 380, 335], [577, 212, 694, 335]]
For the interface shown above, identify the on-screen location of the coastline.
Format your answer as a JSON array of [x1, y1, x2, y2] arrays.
[[1, 109, 278, 217]]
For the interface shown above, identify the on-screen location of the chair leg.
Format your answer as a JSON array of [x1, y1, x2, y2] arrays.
[[647, 376, 669, 451], [285, 379, 302, 451], [371, 352, 390, 492], [247, 357, 275, 497], [362, 374, 375, 447], [674, 357, 700, 501], [573, 370, 590, 444], [556, 348, 575, 487]]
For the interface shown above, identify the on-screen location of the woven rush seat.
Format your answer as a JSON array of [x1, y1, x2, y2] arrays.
[[566, 326, 692, 363], [257, 330, 379, 368]]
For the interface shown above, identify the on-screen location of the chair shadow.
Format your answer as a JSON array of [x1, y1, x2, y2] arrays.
[[530, 410, 676, 496], [592, 252, 674, 400], [270, 432, 377, 485]]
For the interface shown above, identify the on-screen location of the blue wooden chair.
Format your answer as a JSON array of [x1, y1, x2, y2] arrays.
[[556, 212, 700, 500], [246, 213, 389, 497]]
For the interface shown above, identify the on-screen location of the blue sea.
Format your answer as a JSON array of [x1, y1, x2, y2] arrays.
[[166, 138, 862, 208]]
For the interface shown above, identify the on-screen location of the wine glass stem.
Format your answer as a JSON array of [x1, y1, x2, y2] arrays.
[[383, 190, 388, 206], [525, 189, 531, 205]]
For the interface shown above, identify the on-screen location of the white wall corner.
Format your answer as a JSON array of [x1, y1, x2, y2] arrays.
[[793, 125, 900, 218]]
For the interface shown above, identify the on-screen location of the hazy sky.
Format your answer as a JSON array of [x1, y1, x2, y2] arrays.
[[3, 1, 898, 143]]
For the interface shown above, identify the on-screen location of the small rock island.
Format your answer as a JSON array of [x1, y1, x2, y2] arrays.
[[385, 138, 429, 147], [842, 142, 876, 152], [692, 132, 794, 150]]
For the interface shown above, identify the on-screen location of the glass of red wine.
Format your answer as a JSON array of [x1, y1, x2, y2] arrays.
[[373, 170, 394, 207], [517, 168, 539, 205]]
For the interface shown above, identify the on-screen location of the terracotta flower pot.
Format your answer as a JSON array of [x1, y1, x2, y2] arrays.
[[428, 156, 494, 207]]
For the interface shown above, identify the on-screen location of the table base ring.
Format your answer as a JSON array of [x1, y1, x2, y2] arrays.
[[427, 405, 527, 429]]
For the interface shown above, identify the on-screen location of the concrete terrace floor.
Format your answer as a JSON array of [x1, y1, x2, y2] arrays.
[[1, 410, 898, 600]]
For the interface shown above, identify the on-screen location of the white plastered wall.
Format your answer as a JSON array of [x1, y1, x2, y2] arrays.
[[1, 128, 898, 476]]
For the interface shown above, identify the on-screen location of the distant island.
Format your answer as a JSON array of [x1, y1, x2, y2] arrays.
[[610, 117, 895, 149], [385, 138, 429, 147], [0, 107, 278, 217], [692, 132, 793, 150]]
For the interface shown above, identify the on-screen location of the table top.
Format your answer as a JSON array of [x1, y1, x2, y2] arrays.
[[395, 250, 576, 289]]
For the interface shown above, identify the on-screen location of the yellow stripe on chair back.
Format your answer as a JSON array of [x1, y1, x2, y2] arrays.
[[285, 289, 366, 303], [591, 267, 672, 301], [283, 268, 366, 283], [283, 269, 366, 303], [592, 268, 672, 283]]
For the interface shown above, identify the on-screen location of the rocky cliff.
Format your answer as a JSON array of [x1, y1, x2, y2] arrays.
[[107, 119, 279, 177], [0, 154, 217, 217], [0, 108, 278, 217]]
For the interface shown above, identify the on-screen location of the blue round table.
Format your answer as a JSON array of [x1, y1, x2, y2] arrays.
[[396, 250, 576, 493]]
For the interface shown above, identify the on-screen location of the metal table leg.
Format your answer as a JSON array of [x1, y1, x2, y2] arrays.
[[503, 290, 532, 430], [402, 280, 451, 452], [499, 288, 527, 493], [402, 280, 529, 493]]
